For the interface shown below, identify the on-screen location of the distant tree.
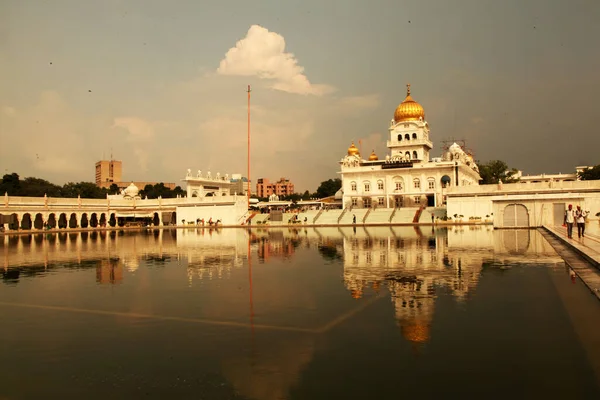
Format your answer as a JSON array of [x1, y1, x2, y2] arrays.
[[301, 190, 311, 200], [281, 193, 301, 202], [140, 183, 186, 199], [21, 177, 62, 197], [61, 182, 107, 198], [315, 178, 342, 199], [0, 173, 22, 195], [578, 165, 600, 180], [478, 160, 519, 184], [109, 183, 120, 194]]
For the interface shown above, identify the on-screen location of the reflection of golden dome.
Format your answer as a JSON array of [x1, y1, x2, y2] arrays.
[[351, 289, 363, 299], [347, 142, 359, 156], [400, 321, 431, 343], [394, 84, 425, 123], [368, 150, 378, 161]]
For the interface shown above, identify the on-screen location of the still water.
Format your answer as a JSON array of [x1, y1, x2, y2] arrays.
[[1, 226, 600, 399]]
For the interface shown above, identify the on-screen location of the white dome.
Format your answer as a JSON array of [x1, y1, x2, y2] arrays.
[[123, 183, 139, 198]]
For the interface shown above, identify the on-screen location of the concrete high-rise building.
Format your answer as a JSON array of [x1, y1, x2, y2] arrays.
[[256, 177, 295, 198], [95, 160, 122, 187]]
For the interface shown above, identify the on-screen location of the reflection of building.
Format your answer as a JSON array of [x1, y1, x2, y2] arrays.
[[256, 177, 295, 198], [256, 232, 297, 262], [96, 259, 123, 284], [339, 85, 481, 209]]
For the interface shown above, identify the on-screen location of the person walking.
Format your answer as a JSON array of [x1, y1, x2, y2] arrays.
[[575, 205, 587, 238], [352, 214, 356, 224], [564, 204, 575, 239]]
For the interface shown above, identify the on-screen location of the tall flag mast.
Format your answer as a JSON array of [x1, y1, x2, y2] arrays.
[[247, 85, 251, 210]]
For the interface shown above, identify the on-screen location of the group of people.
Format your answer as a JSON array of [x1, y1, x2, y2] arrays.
[[564, 204, 588, 239]]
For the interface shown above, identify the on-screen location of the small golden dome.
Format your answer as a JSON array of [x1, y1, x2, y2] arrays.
[[400, 320, 431, 343], [368, 150, 378, 161], [394, 84, 425, 123], [347, 142, 359, 156]]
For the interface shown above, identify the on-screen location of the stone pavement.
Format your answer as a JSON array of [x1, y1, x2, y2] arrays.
[[542, 225, 600, 301]]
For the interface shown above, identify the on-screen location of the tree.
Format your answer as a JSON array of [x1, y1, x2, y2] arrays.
[[315, 178, 342, 199], [0, 173, 21, 195], [301, 190, 311, 200], [61, 182, 107, 198], [109, 183, 120, 194], [578, 165, 600, 180], [478, 160, 519, 184]]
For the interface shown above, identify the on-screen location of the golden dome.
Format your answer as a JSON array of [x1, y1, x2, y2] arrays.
[[394, 84, 425, 123], [368, 150, 378, 161], [347, 142, 359, 156]]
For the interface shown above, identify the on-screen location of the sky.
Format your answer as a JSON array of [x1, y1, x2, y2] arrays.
[[1, 0, 599, 192]]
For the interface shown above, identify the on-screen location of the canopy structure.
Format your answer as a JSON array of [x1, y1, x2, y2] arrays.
[[114, 211, 155, 218]]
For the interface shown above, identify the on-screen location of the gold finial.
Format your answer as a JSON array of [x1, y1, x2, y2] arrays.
[[406, 83, 411, 96]]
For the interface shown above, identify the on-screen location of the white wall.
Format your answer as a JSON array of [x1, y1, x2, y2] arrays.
[[176, 200, 247, 226]]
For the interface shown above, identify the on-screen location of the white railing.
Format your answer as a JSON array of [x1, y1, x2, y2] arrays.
[[446, 180, 600, 196]]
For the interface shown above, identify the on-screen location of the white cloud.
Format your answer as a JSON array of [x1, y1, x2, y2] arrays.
[[112, 117, 157, 172], [217, 25, 334, 96]]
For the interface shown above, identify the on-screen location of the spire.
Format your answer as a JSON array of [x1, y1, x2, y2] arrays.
[[406, 83, 411, 96]]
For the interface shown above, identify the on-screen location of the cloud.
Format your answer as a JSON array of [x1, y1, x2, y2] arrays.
[[112, 117, 157, 172], [217, 25, 334, 96], [2, 106, 16, 116]]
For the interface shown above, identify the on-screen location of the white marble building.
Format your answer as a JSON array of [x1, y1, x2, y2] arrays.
[[339, 85, 481, 209], [183, 169, 234, 198]]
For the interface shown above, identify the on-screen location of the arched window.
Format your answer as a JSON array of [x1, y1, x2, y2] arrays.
[[413, 178, 421, 189], [191, 191, 198, 197], [441, 175, 451, 188], [404, 133, 410, 140], [412, 133, 417, 139], [405, 151, 411, 160], [412, 151, 418, 159], [397, 134, 402, 141], [377, 180, 384, 190], [427, 178, 435, 189], [350, 181, 357, 191], [364, 181, 371, 192], [393, 176, 404, 192]]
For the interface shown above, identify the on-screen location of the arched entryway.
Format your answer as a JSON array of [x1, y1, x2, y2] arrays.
[[90, 213, 98, 228], [81, 214, 89, 228], [58, 213, 68, 229], [153, 213, 160, 226], [109, 213, 116, 227], [20, 214, 32, 230], [99, 213, 107, 227], [33, 213, 44, 229], [502, 230, 531, 254], [503, 204, 529, 227], [47, 213, 57, 229], [68, 213, 78, 229]]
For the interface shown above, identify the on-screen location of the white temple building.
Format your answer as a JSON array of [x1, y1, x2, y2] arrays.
[[339, 84, 481, 209]]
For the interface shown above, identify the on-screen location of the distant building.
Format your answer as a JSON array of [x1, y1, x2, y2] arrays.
[[230, 174, 251, 196], [94, 159, 176, 190], [95, 160, 122, 187], [256, 177, 295, 198]]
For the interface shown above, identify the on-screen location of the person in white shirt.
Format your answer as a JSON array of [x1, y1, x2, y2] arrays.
[[575, 205, 587, 238], [564, 204, 575, 239]]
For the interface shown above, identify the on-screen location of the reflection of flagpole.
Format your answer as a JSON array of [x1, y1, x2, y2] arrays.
[[248, 235, 255, 326]]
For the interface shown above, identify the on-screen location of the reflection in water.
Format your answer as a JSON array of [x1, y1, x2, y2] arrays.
[[1, 226, 581, 399]]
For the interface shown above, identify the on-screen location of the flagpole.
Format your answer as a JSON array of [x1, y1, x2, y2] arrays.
[[247, 85, 251, 210]]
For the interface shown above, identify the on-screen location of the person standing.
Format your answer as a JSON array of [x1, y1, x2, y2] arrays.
[[575, 205, 587, 238], [353, 214, 356, 224], [564, 204, 575, 239]]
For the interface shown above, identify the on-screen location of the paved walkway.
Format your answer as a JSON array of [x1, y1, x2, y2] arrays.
[[542, 225, 600, 301]]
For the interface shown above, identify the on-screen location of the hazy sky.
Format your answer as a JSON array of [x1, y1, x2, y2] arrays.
[[1, 0, 599, 191]]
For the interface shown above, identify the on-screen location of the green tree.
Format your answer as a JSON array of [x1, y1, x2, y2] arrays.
[[578, 165, 600, 180], [315, 178, 342, 199], [109, 183, 120, 194], [301, 190, 311, 200], [0, 173, 22, 195], [21, 177, 62, 197], [61, 182, 107, 198], [478, 160, 519, 184]]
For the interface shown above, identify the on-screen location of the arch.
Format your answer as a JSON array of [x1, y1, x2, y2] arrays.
[[6, 213, 18, 230], [404, 133, 410, 140], [68, 213, 78, 228], [47, 213, 57, 229], [350, 181, 357, 191], [222, 192, 227, 196], [58, 213, 68, 229], [191, 191, 198, 197], [412, 151, 418, 160], [503, 204, 529, 227], [171, 212, 176, 226], [441, 175, 451, 188], [99, 213, 107, 227], [397, 134, 402, 141], [90, 213, 98, 228], [413, 178, 421, 189], [377, 180, 384, 191], [81, 213, 89, 228], [153, 213, 160, 226], [412, 132, 417, 139], [20, 213, 32, 230], [405, 151, 411, 160], [109, 213, 117, 227], [33, 213, 44, 229], [206, 192, 215, 197]]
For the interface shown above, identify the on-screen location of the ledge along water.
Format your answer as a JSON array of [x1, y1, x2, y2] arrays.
[[541, 225, 600, 301]]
